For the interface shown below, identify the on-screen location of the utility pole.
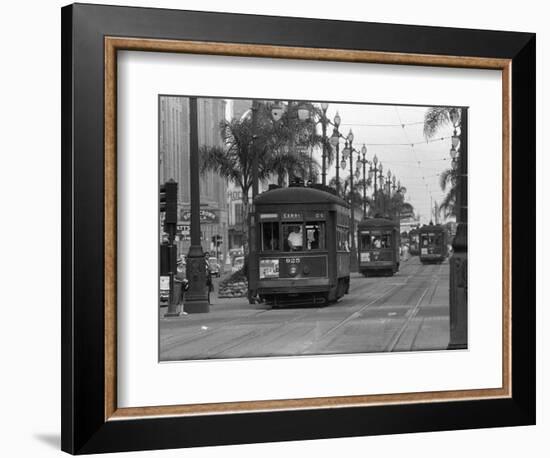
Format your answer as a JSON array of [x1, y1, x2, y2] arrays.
[[449, 107, 468, 349], [248, 100, 260, 304]]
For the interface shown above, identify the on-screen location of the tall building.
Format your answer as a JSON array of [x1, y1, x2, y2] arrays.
[[159, 96, 228, 263]]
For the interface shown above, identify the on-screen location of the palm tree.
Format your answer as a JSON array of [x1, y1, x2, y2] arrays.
[[424, 107, 461, 218], [438, 167, 457, 217], [423, 107, 456, 139], [200, 100, 322, 252], [200, 118, 270, 249], [266, 147, 320, 187], [266, 101, 323, 185], [328, 175, 365, 209], [310, 105, 336, 176]]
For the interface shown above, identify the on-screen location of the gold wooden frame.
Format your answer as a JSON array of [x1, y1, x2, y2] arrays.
[[104, 37, 512, 421]]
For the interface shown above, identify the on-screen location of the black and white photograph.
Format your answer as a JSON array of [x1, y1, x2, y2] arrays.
[[0, 0, 543, 456], [158, 96, 468, 361]]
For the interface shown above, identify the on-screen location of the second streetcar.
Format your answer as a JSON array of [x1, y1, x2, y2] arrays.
[[357, 217, 400, 277], [418, 223, 448, 264]]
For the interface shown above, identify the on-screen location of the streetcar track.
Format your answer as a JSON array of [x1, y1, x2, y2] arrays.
[[160, 308, 271, 352], [161, 258, 443, 358], [426, 263, 443, 304], [385, 286, 430, 352], [409, 317, 425, 350], [203, 310, 314, 357], [385, 263, 443, 352], [296, 265, 424, 354], [384, 264, 443, 352]]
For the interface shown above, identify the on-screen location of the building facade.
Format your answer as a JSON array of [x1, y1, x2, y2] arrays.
[[159, 96, 229, 263]]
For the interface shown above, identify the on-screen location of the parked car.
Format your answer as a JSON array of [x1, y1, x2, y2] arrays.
[[232, 256, 245, 273], [159, 275, 170, 305], [228, 248, 244, 263], [208, 257, 221, 277]]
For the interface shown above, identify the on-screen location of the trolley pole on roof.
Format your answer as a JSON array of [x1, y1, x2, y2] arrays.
[[448, 107, 467, 349], [184, 96, 210, 313]]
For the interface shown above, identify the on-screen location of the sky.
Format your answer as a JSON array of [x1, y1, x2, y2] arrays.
[[320, 102, 456, 225], [225, 99, 458, 225]]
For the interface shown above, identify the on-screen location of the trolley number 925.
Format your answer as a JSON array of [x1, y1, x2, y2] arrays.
[[285, 258, 301, 264]]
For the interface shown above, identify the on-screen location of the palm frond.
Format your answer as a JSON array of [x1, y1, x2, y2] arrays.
[[439, 187, 457, 218], [439, 168, 455, 192], [423, 107, 451, 139]]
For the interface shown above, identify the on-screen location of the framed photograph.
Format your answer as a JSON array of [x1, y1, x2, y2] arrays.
[[61, 3, 535, 454]]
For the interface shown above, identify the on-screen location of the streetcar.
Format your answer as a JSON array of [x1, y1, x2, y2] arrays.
[[248, 183, 351, 307], [409, 228, 419, 256], [418, 223, 448, 264], [357, 217, 400, 277]]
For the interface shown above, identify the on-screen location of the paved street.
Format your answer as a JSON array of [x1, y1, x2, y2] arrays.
[[160, 256, 450, 361]]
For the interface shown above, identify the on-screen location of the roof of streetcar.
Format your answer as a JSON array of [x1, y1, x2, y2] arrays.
[[357, 217, 399, 229], [418, 223, 446, 233], [255, 185, 348, 207]]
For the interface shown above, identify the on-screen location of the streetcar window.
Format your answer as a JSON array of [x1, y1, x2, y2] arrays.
[[344, 229, 350, 251], [361, 232, 392, 249], [283, 223, 304, 251], [337, 227, 349, 251], [421, 233, 440, 246], [360, 234, 371, 250], [305, 222, 325, 250], [261, 222, 280, 251]]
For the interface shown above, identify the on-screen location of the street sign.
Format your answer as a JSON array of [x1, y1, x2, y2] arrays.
[[179, 209, 218, 223]]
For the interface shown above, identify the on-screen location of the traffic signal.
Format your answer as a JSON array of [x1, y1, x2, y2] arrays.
[[160, 180, 178, 225], [216, 235, 223, 246]]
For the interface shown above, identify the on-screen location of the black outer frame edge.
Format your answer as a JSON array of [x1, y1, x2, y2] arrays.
[[61, 3, 536, 454], [61, 4, 75, 455], [71, 2, 534, 58], [78, 398, 531, 455], [510, 34, 536, 423]]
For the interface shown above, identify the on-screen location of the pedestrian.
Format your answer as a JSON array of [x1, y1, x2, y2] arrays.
[[287, 225, 303, 251], [174, 258, 189, 307], [204, 252, 213, 295]]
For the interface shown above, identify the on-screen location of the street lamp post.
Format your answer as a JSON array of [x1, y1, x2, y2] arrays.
[[342, 129, 358, 272], [330, 112, 342, 195], [320, 102, 329, 185], [368, 155, 383, 216], [355, 144, 369, 219], [185, 97, 210, 313]]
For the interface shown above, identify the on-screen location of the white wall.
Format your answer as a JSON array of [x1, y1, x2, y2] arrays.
[[0, 0, 544, 456]]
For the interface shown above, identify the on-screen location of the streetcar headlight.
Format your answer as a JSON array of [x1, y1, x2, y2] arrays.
[[288, 265, 298, 277]]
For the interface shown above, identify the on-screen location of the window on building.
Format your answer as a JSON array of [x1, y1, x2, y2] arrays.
[[234, 203, 243, 225]]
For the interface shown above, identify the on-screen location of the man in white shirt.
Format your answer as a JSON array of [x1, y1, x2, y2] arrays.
[[287, 226, 303, 251]]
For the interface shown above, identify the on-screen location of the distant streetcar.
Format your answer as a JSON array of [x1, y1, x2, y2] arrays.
[[248, 184, 351, 307], [418, 223, 448, 264], [357, 217, 400, 277]]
